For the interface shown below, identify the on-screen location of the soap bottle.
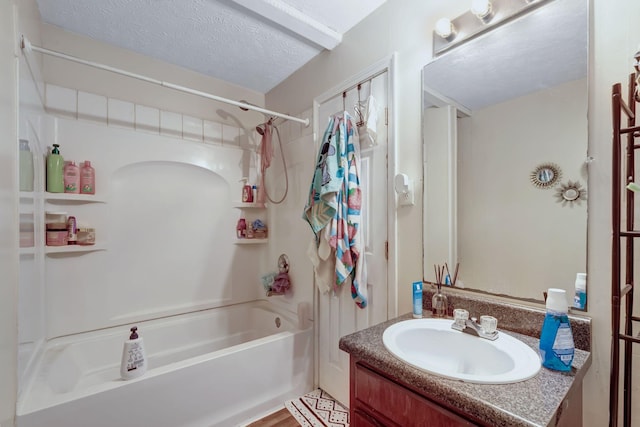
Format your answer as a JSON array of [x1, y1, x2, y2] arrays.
[[573, 273, 587, 310], [63, 161, 80, 193], [236, 218, 247, 238], [46, 144, 64, 193], [80, 160, 95, 194], [539, 288, 574, 372], [19, 139, 34, 192], [121, 326, 147, 380], [412, 281, 423, 318], [240, 177, 253, 203]]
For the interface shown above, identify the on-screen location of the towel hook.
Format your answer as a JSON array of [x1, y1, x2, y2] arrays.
[[356, 84, 365, 127]]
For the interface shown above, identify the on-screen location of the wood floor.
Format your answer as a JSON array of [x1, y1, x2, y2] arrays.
[[247, 407, 299, 427]]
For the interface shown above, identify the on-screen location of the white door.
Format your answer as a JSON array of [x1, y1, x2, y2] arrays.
[[316, 71, 389, 406]]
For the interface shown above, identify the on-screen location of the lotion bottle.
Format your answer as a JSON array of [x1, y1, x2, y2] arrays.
[[412, 281, 423, 318], [121, 326, 147, 380], [46, 144, 64, 193], [573, 273, 587, 310], [80, 160, 95, 194], [539, 288, 574, 372], [63, 161, 80, 193], [19, 139, 34, 192]]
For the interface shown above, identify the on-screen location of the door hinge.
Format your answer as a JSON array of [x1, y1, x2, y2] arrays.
[[385, 107, 388, 125], [385, 241, 388, 260]]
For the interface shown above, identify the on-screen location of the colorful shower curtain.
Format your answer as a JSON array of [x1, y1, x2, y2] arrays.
[[303, 112, 367, 308]]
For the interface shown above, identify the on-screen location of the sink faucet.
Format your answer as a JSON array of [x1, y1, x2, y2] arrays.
[[451, 317, 499, 341]]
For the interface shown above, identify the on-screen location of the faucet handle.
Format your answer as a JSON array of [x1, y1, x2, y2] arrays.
[[453, 309, 469, 327], [480, 315, 498, 334]]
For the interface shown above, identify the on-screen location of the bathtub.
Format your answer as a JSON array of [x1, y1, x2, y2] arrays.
[[16, 300, 313, 427]]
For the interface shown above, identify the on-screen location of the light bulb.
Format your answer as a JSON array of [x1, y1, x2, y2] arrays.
[[435, 17, 455, 39], [471, 0, 493, 20]]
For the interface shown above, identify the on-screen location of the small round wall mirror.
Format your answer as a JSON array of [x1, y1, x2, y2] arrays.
[[530, 163, 562, 189], [555, 180, 587, 206]]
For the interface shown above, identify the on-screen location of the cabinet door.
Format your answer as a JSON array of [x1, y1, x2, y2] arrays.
[[353, 409, 391, 427], [353, 362, 478, 427]]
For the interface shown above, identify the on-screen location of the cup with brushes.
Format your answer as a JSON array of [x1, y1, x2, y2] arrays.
[[261, 254, 291, 296]]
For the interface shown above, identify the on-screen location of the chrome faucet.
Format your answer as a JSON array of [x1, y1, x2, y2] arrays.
[[451, 316, 499, 341]]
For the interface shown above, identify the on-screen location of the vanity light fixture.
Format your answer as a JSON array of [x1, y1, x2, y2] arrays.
[[471, 0, 494, 22], [433, 0, 552, 56], [435, 17, 456, 41]]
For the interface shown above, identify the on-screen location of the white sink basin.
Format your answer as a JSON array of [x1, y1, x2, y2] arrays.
[[382, 318, 541, 384]]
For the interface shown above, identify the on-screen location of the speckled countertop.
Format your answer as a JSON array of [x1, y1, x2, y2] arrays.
[[339, 313, 592, 427]]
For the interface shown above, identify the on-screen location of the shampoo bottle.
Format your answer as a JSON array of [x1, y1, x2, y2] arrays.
[[412, 281, 423, 318], [63, 161, 80, 194], [240, 177, 253, 203], [46, 144, 64, 193], [121, 326, 146, 380], [80, 160, 95, 194], [19, 139, 34, 192], [539, 288, 574, 372]]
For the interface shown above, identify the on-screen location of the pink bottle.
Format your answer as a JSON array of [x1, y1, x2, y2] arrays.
[[63, 161, 80, 193], [80, 160, 95, 194]]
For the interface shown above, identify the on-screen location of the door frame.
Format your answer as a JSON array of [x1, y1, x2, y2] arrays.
[[311, 53, 398, 387]]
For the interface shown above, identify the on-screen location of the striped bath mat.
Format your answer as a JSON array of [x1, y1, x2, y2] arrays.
[[285, 389, 349, 427]]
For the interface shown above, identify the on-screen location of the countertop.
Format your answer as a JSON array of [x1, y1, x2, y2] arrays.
[[339, 313, 592, 427]]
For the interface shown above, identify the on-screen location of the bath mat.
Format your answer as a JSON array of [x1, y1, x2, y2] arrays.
[[285, 388, 349, 427]]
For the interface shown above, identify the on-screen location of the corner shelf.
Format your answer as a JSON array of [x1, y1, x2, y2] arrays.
[[44, 193, 107, 203], [45, 243, 107, 254], [234, 239, 268, 245], [19, 247, 35, 256], [233, 202, 266, 209]]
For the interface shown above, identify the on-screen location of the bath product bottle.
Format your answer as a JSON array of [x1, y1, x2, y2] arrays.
[[240, 177, 253, 202], [80, 160, 95, 194], [573, 273, 587, 310], [252, 185, 257, 202], [539, 288, 574, 372], [412, 281, 423, 318], [19, 139, 34, 192], [121, 326, 147, 380], [236, 218, 246, 238], [66, 216, 77, 245], [63, 161, 80, 193], [46, 144, 64, 193]]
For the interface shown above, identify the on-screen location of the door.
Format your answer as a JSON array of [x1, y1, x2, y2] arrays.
[[316, 70, 389, 406]]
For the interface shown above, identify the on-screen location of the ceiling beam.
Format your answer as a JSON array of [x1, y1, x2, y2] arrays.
[[231, 0, 342, 50]]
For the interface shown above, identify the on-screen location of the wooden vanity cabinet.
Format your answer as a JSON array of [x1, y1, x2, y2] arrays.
[[350, 357, 479, 427]]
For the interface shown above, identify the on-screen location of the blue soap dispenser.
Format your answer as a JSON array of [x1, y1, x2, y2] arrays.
[[539, 288, 574, 372]]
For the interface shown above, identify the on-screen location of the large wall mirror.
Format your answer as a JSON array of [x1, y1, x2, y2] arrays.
[[422, 0, 588, 309]]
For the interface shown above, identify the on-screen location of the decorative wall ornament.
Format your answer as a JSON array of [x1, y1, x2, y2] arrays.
[[530, 163, 562, 189], [555, 180, 587, 206]]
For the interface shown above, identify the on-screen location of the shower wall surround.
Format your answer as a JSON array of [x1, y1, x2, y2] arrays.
[[18, 80, 308, 394]]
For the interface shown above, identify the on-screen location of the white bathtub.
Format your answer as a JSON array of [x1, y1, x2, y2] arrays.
[[16, 301, 313, 427]]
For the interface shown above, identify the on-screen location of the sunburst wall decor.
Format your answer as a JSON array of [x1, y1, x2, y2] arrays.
[[555, 180, 587, 206]]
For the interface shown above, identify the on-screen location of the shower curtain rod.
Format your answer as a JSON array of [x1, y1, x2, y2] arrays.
[[20, 36, 310, 127]]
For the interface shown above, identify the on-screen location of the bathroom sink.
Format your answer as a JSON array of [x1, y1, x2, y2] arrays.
[[382, 318, 541, 384]]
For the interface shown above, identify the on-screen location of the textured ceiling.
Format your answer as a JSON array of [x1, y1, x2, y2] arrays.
[[423, 0, 587, 112], [35, 0, 386, 93]]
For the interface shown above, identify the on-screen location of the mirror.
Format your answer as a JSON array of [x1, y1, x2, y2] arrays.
[[422, 0, 588, 308]]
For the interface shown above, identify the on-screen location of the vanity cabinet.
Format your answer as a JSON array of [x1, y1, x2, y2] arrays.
[[350, 358, 478, 427]]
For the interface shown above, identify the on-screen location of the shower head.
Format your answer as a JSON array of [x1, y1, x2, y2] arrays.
[[256, 124, 265, 135]]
